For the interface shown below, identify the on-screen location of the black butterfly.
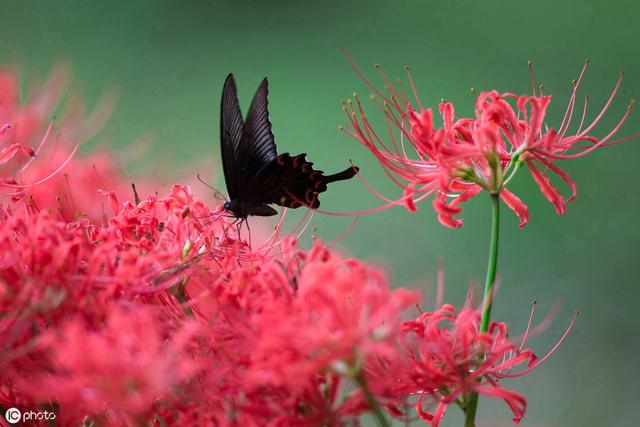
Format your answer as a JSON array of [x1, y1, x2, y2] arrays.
[[220, 73, 358, 219]]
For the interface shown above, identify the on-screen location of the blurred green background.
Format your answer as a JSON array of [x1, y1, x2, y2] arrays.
[[2, 1, 638, 425]]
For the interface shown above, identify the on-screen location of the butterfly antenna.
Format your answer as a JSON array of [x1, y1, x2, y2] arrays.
[[197, 173, 228, 202]]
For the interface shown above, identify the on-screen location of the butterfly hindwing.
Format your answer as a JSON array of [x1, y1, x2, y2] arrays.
[[220, 74, 244, 200], [245, 153, 339, 210]]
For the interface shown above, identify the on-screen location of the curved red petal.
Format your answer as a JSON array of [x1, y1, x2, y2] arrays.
[[500, 188, 530, 228]]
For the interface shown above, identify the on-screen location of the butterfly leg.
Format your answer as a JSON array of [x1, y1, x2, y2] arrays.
[[246, 219, 253, 249], [236, 218, 253, 249], [222, 217, 241, 242], [236, 218, 243, 242]]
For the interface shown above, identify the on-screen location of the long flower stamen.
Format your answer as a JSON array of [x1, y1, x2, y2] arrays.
[[558, 59, 589, 137], [576, 70, 623, 138], [405, 65, 423, 110]]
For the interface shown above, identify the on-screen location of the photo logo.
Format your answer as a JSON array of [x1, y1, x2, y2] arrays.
[[3, 406, 57, 424], [4, 407, 21, 424]]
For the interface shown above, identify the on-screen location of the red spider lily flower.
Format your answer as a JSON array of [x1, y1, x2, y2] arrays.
[[0, 65, 115, 202], [193, 241, 417, 425], [247, 242, 418, 391], [0, 183, 231, 374], [22, 147, 162, 223], [0, 210, 173, 375], [25, 306, 202, 425], [500, 63, 637, 216], [398, 303, 577, 426], [0, 65, 171, 222], [342, 56, 637, 227]]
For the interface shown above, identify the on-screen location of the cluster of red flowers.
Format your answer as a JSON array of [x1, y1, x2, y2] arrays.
[[0, 65, 574, 427], [342, 57, 637, 228]]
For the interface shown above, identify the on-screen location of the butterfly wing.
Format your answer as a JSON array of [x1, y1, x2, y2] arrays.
[[221, 76, 356, 217], [220, 74, 244, 200], [236, 77, 278, 193], [243, 153, 358, 211]]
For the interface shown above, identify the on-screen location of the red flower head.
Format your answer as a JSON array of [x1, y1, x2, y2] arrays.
[[215, 241, 419, 425], [342, 55, 638, 228], [249, 242, 419, 387], [397, 302, 577, 426], [28, 305, 202, 425], [0, 65, 116, 204]]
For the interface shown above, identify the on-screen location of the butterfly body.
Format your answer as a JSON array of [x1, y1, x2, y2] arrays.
[[220, 74, 357, 219]]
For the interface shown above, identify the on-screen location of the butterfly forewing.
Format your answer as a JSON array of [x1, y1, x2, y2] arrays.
[[237, 78, 278, 183], [220, 74, 245, 200]]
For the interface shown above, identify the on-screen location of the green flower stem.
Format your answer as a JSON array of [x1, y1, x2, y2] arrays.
[[356, 372, 390, 427], [502, 145, 526, 179], [502, 158, 523, 187], [464, 192, 501, 427]]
